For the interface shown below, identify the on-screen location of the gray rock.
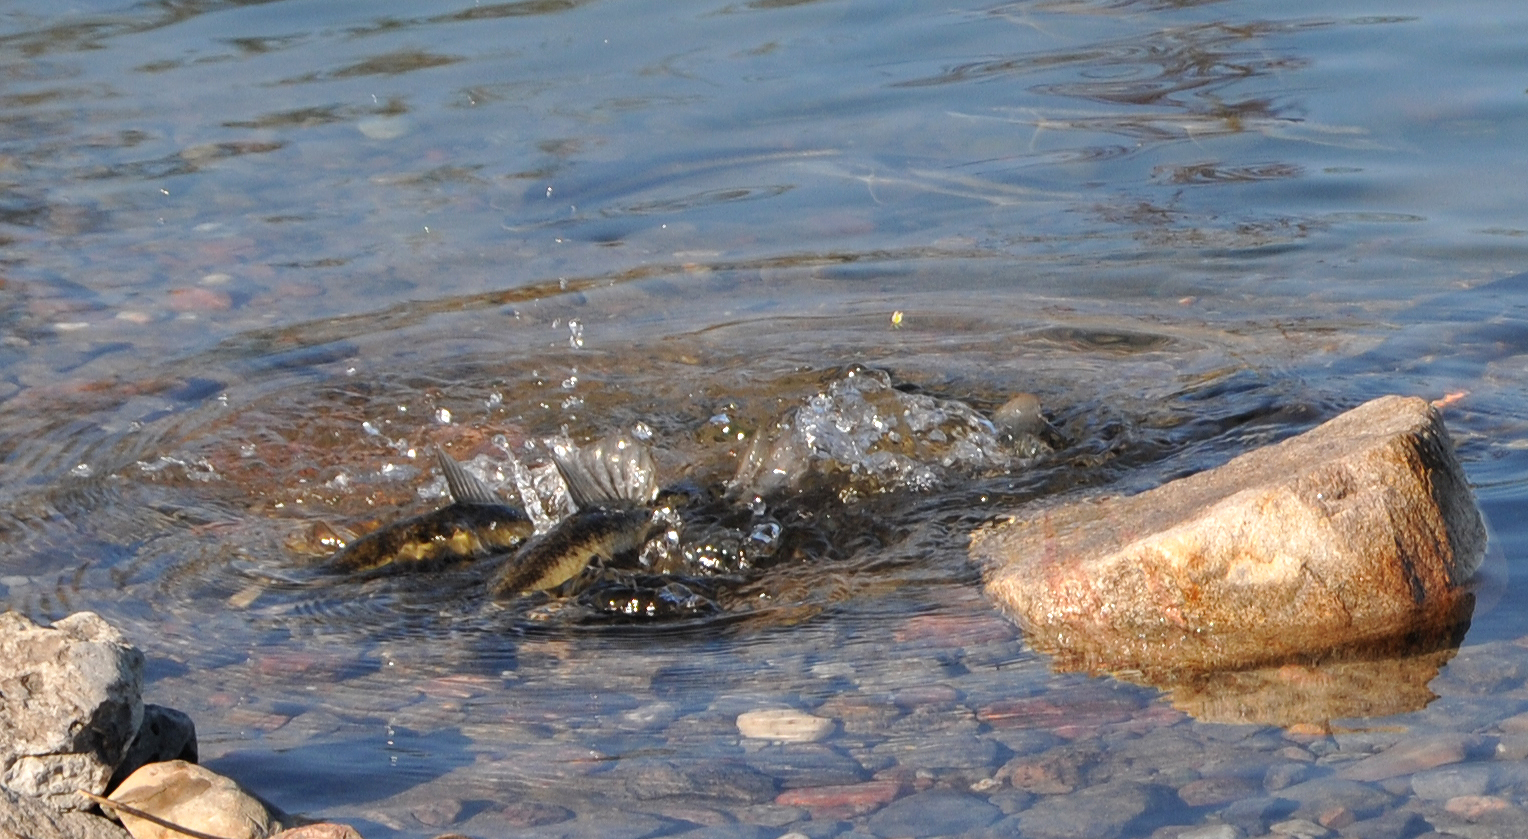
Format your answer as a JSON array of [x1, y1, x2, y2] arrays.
[[744, 744, 868, 789], [873, 733, 1000, 770], [107, 705, 198, 794], [1177, 825, 1243, 839], [1218, 796, 1297, 836], [866, 789, 1000, 838], [1411, 763, 1496, 800], [1278, 777, 1393, 820], [1264, 762, 1314, 791], [1, 785, 131, 839], [1013, 781, 1170, 839], [1341, 809, 1429, 839], [0, 612, 145, 810], [975, 395, 1485, 676], [617, 758, 776, 804]]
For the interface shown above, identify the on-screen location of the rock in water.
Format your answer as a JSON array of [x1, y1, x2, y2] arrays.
[[107, 705, 198, 795], [0, 611, 145, 810], [108, 760, 286, 839], [971, 395, 1486, 675]]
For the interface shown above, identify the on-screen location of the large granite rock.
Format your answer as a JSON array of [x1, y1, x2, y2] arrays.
[[1, 786, 131, 839], [0, 612, 145, 810], [971, 395, 1486, 675]]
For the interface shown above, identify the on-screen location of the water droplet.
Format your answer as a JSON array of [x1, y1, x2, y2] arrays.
[[436, 407, 452, 424]]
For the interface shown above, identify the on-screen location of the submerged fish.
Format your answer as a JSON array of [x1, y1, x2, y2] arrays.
[[490, 433, 667, 598], [328, 448, 534, 573]]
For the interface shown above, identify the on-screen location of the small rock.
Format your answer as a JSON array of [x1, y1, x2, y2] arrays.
[[1412, 763, 1495, 800], [271, 826, 365, 839], [1264, 762, 1313, 791], [1278, 777, 1393, 821], [1338, 809, 1429, 839], [1336, 733, 1475, 781], [1178, 776, 1261, 808], [108, 705, 198, 793], [875, 732, 998, 771], [998, 749, 1086, 794], [1269, 818, 1329, 838], [744, 743, 868, 788], [108, 760, 286, 839], [409, 797, 462, 827], [1446, 794, 1511, 819], [0, 611, 145, 810], [774, 780, 900, 820], [1176, 825, 1242, 839], [618, 701, 678, 732], [865, 789, 1000, 838], [492, 800, 574, 827], [1014, 780, 1169, 839], [1218, 796, 1296, 836], [737, 709, 835, 743]]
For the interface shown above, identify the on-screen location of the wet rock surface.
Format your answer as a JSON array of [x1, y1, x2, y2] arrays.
[[974, 395, 1487, 676]]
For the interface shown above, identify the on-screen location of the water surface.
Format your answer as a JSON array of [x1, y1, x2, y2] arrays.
[[3, 0, 1528, 836]]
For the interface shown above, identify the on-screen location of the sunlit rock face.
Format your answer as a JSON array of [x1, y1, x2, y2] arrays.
[[972, 395, 1486, 685]]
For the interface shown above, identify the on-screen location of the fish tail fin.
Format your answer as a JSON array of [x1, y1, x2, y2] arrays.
[[550, 432, 659, 509], [435, 446, 504, 506]]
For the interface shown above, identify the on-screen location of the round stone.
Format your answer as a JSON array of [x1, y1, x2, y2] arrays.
[[736, 709, 835, 743]]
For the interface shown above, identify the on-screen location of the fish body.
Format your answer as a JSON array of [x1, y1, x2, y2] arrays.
[[489, 506, 658, 595], [490, 432, 664, 599], [328, 449, 532, 573]]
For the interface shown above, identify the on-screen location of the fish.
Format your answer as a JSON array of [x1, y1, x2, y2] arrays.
[[327, 448, 534, 573], [490, 432, 667, 598]]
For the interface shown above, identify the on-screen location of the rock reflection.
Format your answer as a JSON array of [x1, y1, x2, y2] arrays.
[[1131, 594, 1475, 727]]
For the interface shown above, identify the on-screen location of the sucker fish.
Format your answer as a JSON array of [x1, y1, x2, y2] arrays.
[[490, 433, 665, 598], [328, 448, 534, 573]]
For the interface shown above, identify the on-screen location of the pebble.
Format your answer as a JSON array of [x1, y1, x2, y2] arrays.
[[737, 709, 835, 743], [864, 789, 1000, 838], [1337, 809, 1429, 839], [1445, 794, 1511, 819], [1175, 825, 1243, 839], [1269, 818, 1329, 838], [774, 780, 900, 820], [744, 744, 868, 788], [1178, 776, 1262, 808], [271, 826, 364, 839], [1263, 762, 1313, 791], [873, 732, 998, 770], [1013, 780, 1168, 839], [1336, 733, 1476, 782], [1278, 777, 1394, 821], [1411, 763, 1495, 800], [492, 801, 574, 827]]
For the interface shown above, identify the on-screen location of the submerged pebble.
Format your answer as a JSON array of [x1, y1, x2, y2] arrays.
[[737, 709, 835, 743]]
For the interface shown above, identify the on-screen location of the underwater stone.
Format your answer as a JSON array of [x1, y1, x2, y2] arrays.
[[972, 395, 1486, 675], [736, 709, 835, 744]]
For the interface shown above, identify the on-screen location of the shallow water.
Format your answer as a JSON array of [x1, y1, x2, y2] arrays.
[[3, 0, 1528, 836]]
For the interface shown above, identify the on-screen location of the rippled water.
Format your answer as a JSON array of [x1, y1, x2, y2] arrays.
[[3, 0, 1528, 836]]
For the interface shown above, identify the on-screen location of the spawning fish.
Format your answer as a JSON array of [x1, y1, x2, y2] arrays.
[[328, 448, 534, 573], [490, 432, 668, 598]]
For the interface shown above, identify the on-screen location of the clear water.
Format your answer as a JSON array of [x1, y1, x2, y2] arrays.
[[2, 0, 1528, 836]]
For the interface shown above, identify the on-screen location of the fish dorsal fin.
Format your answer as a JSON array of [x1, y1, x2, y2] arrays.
[[435, 447, 503, 506], [550, 432, 659, 509]]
